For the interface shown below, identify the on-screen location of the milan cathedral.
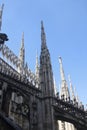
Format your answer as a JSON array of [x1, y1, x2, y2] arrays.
[[0, 4, 87, 130]]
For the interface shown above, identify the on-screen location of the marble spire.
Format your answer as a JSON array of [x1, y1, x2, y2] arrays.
[[53, 77, 57, 96], [59, 56, 70, 99], [18, 32, 25, 74], [41, 21, 47, 50], [0, 4, 4, 31], [74, 86, 81, 106], [59, 56, 65, 81], [68, 75, 76, 101], [19, 32, 25, 68], [39, 21, 58, 130], [40, 21, 54, 96]]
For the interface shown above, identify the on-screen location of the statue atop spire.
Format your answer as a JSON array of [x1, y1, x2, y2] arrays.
[[0, 4, 4, 31]]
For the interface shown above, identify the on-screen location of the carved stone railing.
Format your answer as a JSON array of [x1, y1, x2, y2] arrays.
[[0, 44, 39, 87], [0, 44, 21, 67], [0, 57, 39, 87], [53, 97, 87, 129]]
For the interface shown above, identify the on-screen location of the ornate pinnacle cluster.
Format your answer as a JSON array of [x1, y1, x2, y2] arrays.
[[58, 57, 81, 107], [68, 75, 81, 106], [0, 4, 4, 31]]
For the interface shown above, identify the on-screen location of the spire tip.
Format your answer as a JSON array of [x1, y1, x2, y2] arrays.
[[58, 56, 62, 64], [41, 20, 43, 26], [68, 74, 71, 82]]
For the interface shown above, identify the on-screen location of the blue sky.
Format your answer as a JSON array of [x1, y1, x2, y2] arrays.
[[1, 0, 87, 106]]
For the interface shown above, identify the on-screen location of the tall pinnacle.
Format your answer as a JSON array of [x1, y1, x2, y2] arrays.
[[53, 77, 57, 96], [59, 57, 66, 81], [74, 86, 80, 105], [41, 21, 47, 50], [68, 75, 75, 101], [19, 32, 25, 69], [59, 56, 70, 99], [40, 21, 54, 96], [0, 4, 4, 31]]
